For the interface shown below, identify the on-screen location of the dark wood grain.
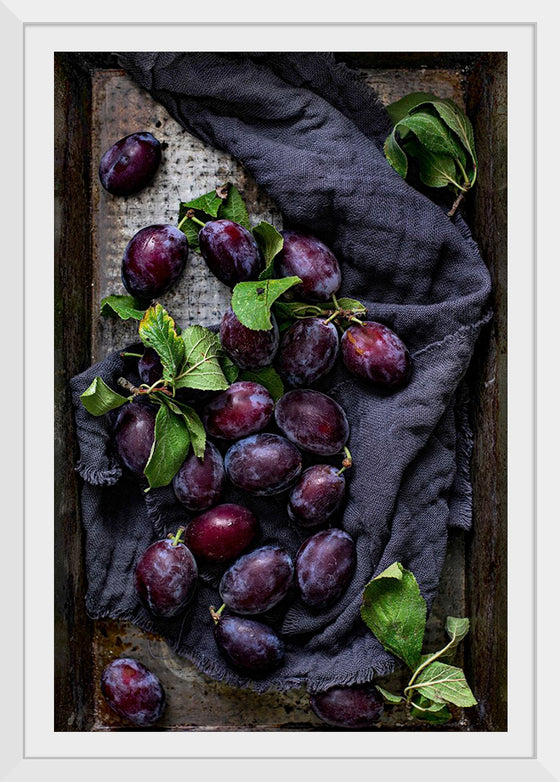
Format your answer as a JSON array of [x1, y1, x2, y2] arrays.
[[464, 53, 508, 731], [54, 54, 95, 731]]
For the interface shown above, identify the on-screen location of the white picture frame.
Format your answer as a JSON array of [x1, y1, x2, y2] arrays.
[[2, 2, 553, 779]]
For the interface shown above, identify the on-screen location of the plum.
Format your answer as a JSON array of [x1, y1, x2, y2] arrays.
[[99, 132, 161, 196]]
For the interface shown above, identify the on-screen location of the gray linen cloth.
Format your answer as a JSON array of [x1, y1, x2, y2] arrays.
[[70, 53, 492, 693]]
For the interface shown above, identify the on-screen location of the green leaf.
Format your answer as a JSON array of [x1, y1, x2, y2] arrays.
[[410, 695, 452, 724], [177, 205, 203, 252], [220, 354, 240, 383], [218, 184, 251, 230], [446, 616, 470, 644], [376, 686, 403, 705], [272, 301, 323, 329], [252, 221, 284, 280], [403, 139, 461, 190], [414, 99, 477, 183], [154, 395, 207, 459], [384, 129, 408, 178], [272, 297, 367, 331], [177, 185, 226, 251], [397, 112, 465, 160], [329, 297, 367, 314], [138, 305, 185, 384], [278, 298, 367, 317], [144, 403, 191, 489], [409, 661, 477, 708], [100, 294, 147, 320], [177, 404, 207, 459], [361, 561, 427, 670], [80, 377, 129, 416], [437, 616, 470, 661], [239, 366, 285, 401], [182, 187, 225, 218], [176, 325, 229, 391], [231, 276, 302, 330], [386, 91, 440, 125]]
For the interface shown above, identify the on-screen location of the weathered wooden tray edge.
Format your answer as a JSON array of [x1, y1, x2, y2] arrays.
[[54, 51, 507, 732]]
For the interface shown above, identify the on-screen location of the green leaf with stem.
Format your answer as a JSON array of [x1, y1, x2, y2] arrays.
[[273, 296, 367, 332], [252, 221, 284, 280], [405, 661, 477, 708], [361, 562, 427, 671], [177, 206, 204, 251], [403, 139, 465, 191], [175, 325, 229, 391], [412, 99, 478, 185], [406, 616, 471, 691], [100, 294, 147, 321], [177, 185, 227, 250], [144, 402, 191, 489], [442, 617, 470, 660], [231, 276, 302, 330], [80, 377, 129, 416], [138, 304, 185, 385]]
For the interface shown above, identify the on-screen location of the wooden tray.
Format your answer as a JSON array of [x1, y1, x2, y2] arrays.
[[54, 52, 507, 731]]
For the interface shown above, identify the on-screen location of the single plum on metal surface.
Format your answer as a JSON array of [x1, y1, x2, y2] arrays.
[[100, 658, 166, 726]]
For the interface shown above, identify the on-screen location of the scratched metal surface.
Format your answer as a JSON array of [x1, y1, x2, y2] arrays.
[[89, 67, 466, 730]]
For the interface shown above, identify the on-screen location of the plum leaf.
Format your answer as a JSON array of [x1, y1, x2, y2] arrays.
[[144, 402, 191, 489], [176, 325, 230, 391], [138, 304, 185, 384], [219, 184, 251, 230], [252, 221, 284, 280], [361, 561, 427, 670], [100, 294, 147, 320], [231, 276, 301, 330], [80, 377, 129, 416], [406, 661, 477, 708]]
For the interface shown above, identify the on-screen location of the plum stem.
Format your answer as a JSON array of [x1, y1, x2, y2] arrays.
[[323, 309, 341, 325], [120, 351, 143, 358], [169, 526, 185, 546], [117, 376, 141, 395], [209, 603, 226, 624], [178, 209, 206, 231], [337, 446, 353, 475], [447, 192, 465, 217]]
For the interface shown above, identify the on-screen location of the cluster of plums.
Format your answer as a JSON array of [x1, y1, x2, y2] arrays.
[[115, 380, 360, 669], [98, 130, 410, 730]]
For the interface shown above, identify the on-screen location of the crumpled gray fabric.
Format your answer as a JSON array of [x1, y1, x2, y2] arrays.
[[69, 52, 492, 693]]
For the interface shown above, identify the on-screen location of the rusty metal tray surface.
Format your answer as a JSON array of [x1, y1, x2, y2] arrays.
[[54, 52, 506, 732]]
